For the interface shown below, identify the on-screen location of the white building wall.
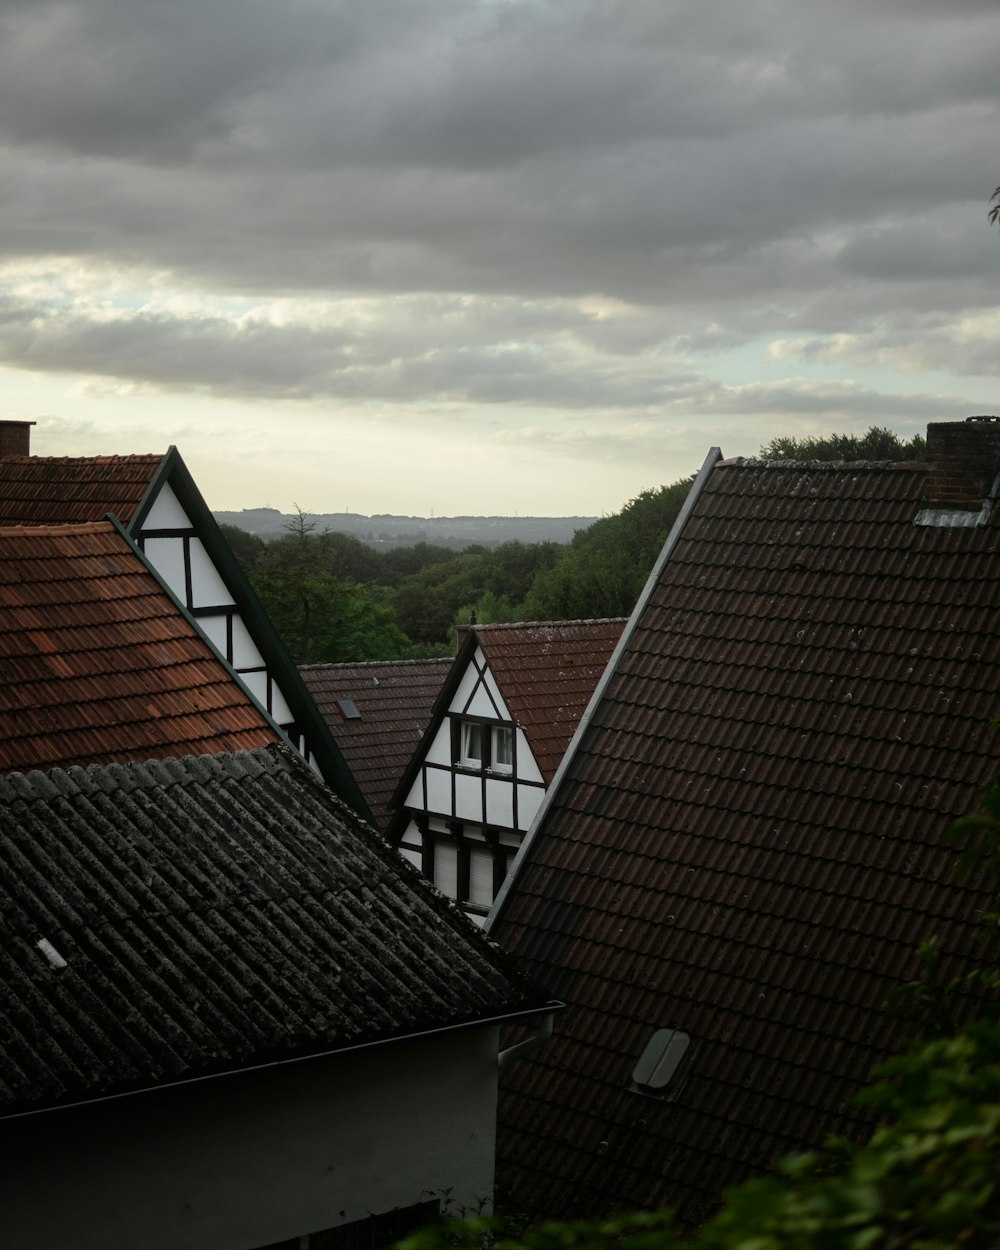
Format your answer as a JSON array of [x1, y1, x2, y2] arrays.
[[141, 481, 190, 530], [0, 1027, 502, 1250]]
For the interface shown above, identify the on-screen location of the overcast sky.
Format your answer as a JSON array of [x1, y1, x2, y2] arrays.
[[2, 0, 998, 517]]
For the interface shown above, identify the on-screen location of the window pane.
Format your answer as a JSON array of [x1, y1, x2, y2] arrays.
[[462, 722, 483, 765], [493, 726, 513, 770]]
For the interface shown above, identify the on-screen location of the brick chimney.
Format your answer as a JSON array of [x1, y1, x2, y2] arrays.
[[926, 418, 1000, 510], [0, 420, 35, 456]]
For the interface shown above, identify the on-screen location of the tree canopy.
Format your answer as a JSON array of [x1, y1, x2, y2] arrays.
[[759, 425, 926, 463]]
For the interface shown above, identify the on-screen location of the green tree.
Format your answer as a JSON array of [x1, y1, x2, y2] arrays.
[[523, 479, 693, 620], [218, 522, 266, 574], [250, 512, 409, 663], [760, 426, 926, 462]]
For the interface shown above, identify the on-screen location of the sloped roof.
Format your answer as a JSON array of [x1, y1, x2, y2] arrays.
[[491, 432, 1000, 1225], [0, 745, 547, 1116], [470, 619, 627, 782], [0, 522, 278, 772], [0, 454, 162, 526], [301, 657, 452, 830]]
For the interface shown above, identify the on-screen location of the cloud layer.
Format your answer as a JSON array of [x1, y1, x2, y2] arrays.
[[1, 0, 997, 510]]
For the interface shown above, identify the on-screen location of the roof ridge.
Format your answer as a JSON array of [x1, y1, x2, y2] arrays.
[[473, 616, 629, 631], [0, 519, 116, 538], [0, 453, 164, 465], [300, 656, 452, 671]]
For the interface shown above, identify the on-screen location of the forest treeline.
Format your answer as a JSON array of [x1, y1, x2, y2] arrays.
[[225, 427, 925, 664]]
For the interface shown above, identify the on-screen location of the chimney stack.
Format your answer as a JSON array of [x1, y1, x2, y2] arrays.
[[926, 418, 1000, 510], [0, 421, 34, 457]]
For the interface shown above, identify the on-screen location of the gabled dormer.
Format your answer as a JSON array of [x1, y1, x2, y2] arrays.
[[388, 618, 625, 922]]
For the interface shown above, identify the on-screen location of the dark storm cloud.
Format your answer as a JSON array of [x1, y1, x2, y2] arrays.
[[0, 0, 998, 407]]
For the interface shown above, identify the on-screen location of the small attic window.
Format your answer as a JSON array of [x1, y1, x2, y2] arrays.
[[338, 699, 361, 720], [631, 1028, 692, 1100]]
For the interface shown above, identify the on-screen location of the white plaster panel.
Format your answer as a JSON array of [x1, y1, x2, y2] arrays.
[[466, 684, 500, 719], [424, 722, 453, 766], [231, 616, 265, 669], [141, 481, 190, 530], [423, 768, 452, 815], [240, 669, 269, 709], [268, 682, 293, 726], [481, 668, 511, 719], [449, 650, 485, 712], [142, 537, 187, 601], [189, 538, 235, 607], [484, 777, 514, 828], [400, 847, 422, 869], [0, 1028, 501, 1250], [517, 783, 545, 830], [196, 612, 229, 657], [516, 729, 545, 783], [455, 772, 485, 823]]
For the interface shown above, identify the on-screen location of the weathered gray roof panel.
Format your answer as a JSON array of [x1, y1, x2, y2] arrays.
[[0, 745, 545, 1116]]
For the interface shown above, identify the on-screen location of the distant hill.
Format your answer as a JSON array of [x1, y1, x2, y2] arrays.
[[213, 508, 598, 550]]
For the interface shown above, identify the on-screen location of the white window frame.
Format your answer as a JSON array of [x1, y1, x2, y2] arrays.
[[491, 724, 513, 773], [460, 721, 484, 768]]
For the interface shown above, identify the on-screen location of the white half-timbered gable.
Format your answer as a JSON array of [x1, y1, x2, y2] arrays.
[[134, 478, 297, 735], [0, 430, 368, 818], [390, 619, 625, 923]]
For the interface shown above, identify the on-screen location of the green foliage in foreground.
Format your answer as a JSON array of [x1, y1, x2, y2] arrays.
[[400, 777, 1000, 1250]]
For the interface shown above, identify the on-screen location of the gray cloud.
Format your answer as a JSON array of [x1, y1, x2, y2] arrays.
[[0, 0, 997, 487]]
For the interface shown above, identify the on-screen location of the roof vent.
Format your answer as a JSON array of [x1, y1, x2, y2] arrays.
[[630, 1027, 692, 1100], [36, 937, 68, 969]]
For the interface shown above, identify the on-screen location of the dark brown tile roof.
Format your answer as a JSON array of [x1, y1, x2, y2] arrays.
[[0, 454, 162, 526], [0, 745, 547, 1115], [471, 619, 626, 781], [300, 658, 452, 829], [492, 437, 1000, 1225], [0, 522, 278, 772]]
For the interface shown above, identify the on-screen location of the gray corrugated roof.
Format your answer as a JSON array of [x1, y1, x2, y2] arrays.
[[0, 745, 545, 1117]]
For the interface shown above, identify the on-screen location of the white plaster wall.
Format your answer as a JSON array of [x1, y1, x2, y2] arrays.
[[196, 613, 229, 656], [240, 669, 270, 710], [485, 777, 514, 828], [450, 651, 485, 711], [516, 729, 544, 784], [424, 722, 453, 767], [517, 783, 545, 828], [142, 481, 190, 530], [0, 1027, 501, 1250], [455, 772, 485, 823], [143, 536, 187, 602], [231, 616, 265, 670], [422, 767, 452, 815], [189, 538, 236, 607], [480, 668, 511, 720]]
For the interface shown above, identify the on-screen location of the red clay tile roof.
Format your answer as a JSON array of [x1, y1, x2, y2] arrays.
[[492, 437, 1000, 1226], [471, 619, 626, 782], [0, 744, 548, 1115], [0, 522, 278, 772], [0, 454, 162, 526], [300, 658, 452, 830]]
